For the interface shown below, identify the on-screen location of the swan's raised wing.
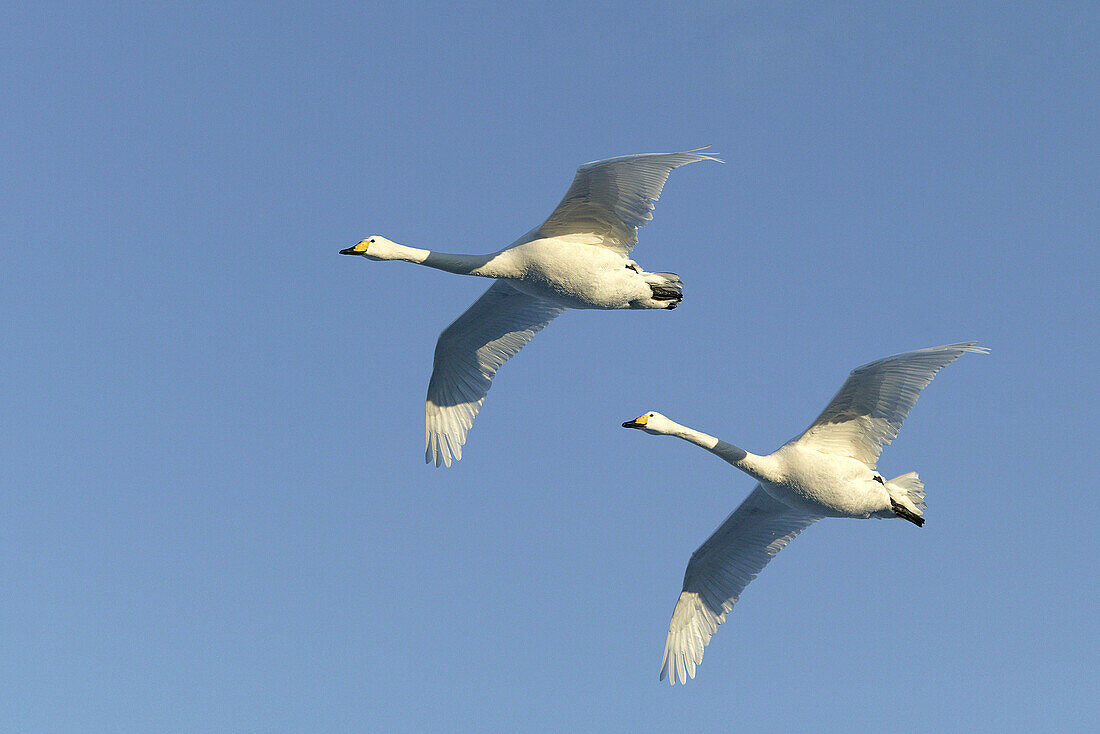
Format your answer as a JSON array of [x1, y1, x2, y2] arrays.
[[662, 486, 818, 685], [425, 280, 566, 467], [533, 148, 720, 255], [792, 342, 988, 467]]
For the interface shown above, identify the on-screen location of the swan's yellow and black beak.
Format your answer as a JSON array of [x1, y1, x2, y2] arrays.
[[621, 414, 648, 429], [339, 240, 370, 256]]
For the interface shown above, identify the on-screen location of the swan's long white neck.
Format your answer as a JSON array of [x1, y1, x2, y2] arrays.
[[662, 420, 775, 481], [374, 242, 516, 278]]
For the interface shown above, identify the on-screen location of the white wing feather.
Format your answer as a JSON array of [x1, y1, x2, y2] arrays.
[[425, 281, 566, 467], [791, 342, 989, 467], [661, 486, 818, 685], [534, 148, 721, 255]]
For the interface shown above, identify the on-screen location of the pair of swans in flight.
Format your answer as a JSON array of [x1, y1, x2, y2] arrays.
[[340, 149, 986, 684]]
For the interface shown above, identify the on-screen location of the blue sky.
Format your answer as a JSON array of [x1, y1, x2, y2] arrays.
[[3, 1, 1097, 731]]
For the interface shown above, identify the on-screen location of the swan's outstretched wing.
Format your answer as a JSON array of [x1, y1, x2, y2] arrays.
[[792, 342, 988, 467], [534, 148, 721, 255], [425, 280, 566, 467], [662, 486, 818, 685]]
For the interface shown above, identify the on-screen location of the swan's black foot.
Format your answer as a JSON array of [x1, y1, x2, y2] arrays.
[[650, 285, 683, 302], [890, 498, 925, 527], [652, 287, 682, 309], [646, 272, 683, 309]]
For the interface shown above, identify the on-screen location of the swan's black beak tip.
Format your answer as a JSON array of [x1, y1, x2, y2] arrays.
[[622, 420, 641, 429], [339, 247, 358, 255]]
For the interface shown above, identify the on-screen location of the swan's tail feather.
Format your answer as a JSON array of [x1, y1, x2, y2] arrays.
[[886, 472, 925, 526]]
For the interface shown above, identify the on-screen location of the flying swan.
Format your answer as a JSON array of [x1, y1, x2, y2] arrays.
[[622, 342, 987, 684], [341, 148, 720, 466]]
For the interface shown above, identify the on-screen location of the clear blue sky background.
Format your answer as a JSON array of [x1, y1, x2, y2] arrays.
[[3, 2, 1097, 732]]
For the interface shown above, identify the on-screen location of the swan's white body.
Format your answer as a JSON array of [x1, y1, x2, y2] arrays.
[[495, 238, 680, 310], [342, 149, 719, 466], [622, 342, 987, 685]]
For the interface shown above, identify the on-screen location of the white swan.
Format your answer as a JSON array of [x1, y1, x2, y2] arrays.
[[622, 342, 988, 685], [341, 148, 720, 467]]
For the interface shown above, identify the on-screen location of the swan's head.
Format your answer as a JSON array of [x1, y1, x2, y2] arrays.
[[339, 236, 396, 260], [621, 411, 675, 436]]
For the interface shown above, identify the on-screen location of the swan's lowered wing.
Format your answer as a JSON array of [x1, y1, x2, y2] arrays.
[[662, 486, 817, 685], [534, 148, 720, 256], [792, 342, 988, 467], [425, 280, 566, 467]]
